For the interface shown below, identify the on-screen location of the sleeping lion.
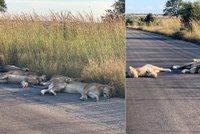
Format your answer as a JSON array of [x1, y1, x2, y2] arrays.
[[40, 75, 112, 101], [171, 59, 200, 74], [0, 70, 46, 88], [0, 65, 29, 72], [128, 64, 171, 78]]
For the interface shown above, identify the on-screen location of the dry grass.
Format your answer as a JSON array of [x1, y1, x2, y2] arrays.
[[0, 12, 125, 97], [128, 16, 200, 43]]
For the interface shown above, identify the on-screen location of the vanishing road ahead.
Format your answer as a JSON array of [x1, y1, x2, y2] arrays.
[[0, 84, 125, 134], [126, 28, 200, 134]]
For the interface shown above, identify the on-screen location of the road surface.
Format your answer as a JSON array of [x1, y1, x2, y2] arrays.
[[0, 83, 125, 134], [126, 28, 200, 134]]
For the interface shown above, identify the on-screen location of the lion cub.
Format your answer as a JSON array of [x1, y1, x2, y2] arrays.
[[129, 64, 171, 78], [171, 59, 200, 74]]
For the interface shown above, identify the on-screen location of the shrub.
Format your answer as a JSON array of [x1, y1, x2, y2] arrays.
[[179, 1, 200, 30], [144, 13, 155, 25], [126, 17, 133, 26]]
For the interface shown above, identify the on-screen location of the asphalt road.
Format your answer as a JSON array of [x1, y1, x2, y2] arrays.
[[126, 28, 200, 134], [0, 83, 125, 134]]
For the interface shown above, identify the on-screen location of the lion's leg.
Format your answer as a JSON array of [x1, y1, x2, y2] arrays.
[[147, 64, 171, 72], [40, 81, 51, 86], [20, 80, 29, 88], [80, 93, 88, 101], [47, 83, 57, 96], [0, 74, 8, 83], [181, 69, 190, 74], [146, 68, 157, 78], [41, 83, 56, 95], [0, 74, 8, 80], [0, 79, 7, 83], [189, 67, 197, 74], [88, 92, 99, 102], [171, 62, 193, 70], [198, 68, 200, 74], [41, 89, 48, 95], [49, 89, 56, 96]]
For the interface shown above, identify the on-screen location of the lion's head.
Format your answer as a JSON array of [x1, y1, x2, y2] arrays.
[[37, 75, 47, 84], [102, 86, 113, 99], [129, 66, 138, 78]]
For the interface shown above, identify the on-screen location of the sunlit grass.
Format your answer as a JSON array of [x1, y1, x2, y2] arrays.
[[0, 12, 125, 97], [128, 16, 200, 42]]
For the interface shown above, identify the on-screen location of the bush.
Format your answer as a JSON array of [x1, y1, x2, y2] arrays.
[[172, 31, 184, 39], [179, 1, 200, 30], [126, 17, 133, 26], [143, 13, 155, 25]]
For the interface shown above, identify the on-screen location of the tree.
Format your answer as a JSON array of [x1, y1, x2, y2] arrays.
[[192, 1, 200, 21], [112, 0, 125, 14], [163, 0, 182, 17], [179, 1, 200, 29], [0, 0, 6, 12], [144, 13, 155, 24], [102, 0, 125, 21]]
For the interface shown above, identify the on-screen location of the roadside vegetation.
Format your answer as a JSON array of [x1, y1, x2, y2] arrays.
[[126, 0, 200, 43], [0, 1, 125, 97]]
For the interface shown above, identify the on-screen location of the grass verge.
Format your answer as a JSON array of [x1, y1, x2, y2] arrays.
[[0, 13, 125, 97]]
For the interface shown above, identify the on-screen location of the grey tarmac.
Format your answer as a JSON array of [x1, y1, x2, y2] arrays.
[[0, 83, 125, 134], [126, 28, 200, 134]]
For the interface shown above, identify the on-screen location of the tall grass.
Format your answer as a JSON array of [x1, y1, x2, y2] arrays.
[[0, 12, 125, 97]]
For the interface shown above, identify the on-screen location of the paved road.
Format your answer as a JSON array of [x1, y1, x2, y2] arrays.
[[126, 28, 200, 134], [0, 84, 125, 134]]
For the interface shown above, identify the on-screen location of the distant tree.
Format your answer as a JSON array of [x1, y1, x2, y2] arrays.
[[0, 0, 7, 12], [163, 0, 182, 17], [144, 13, 155, 24]]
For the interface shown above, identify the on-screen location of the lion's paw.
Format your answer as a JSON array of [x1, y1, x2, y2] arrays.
[[80, 96, 87, 101]]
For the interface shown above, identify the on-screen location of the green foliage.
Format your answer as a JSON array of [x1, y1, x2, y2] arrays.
[[126, 17, 133, 26], [144, 13, 155, 24], [103, 0, 125, 22], [163, 0, 183, 17], [179, 1, 200, 29], [192, 1, 200, 21], [0, 0, 6, 12], [112, 0, 125, 14]]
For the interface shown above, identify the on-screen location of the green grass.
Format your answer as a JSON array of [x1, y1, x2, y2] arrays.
[[0, 13, 125, 97]]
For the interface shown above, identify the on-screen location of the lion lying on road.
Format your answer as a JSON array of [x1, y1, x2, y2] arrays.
[[0, 70, 46, 88], [171, 59, 200, 74], [40, 75, 112, 101], [0, 65, 29, 72], [128, 64, 171, 78]]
